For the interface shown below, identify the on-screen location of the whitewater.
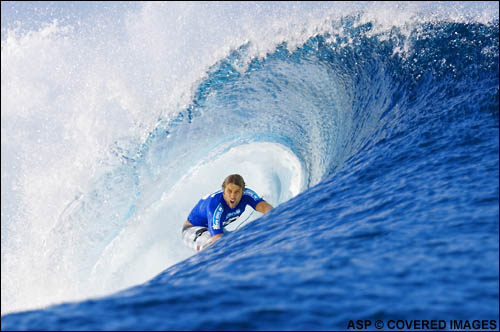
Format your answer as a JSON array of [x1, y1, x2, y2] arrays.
[[1, 2, 498, 330]]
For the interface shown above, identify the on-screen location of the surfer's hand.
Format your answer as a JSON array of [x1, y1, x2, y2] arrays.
[[203, 233, 223, 249]]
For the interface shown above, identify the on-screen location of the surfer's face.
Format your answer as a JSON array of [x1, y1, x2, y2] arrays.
[[223, 183, 243, 209]]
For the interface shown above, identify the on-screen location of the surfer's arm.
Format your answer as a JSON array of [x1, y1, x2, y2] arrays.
[[203, 233, 223, 249], [256, 201, 273, 213]]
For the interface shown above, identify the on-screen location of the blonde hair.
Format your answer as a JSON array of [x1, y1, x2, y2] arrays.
[[222, 174, 245, 190]]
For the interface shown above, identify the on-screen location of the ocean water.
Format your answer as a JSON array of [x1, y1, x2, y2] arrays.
[[1, 2, 498, 330]]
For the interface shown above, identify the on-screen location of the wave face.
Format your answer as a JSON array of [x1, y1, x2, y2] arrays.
[[1, 2, 499, 330]]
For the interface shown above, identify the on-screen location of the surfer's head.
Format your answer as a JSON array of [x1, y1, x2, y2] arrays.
[[222, 174, 245, 209]]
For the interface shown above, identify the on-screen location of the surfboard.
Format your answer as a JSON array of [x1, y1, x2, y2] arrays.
[[183, 226, 211, 252]]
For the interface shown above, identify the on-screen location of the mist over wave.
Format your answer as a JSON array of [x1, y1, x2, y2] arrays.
[[1, 2, 498, 324]]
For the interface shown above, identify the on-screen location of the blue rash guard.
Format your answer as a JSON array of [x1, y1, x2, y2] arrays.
[[187, 188, 264, 236]]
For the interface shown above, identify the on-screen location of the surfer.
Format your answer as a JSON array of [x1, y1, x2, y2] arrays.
[[182, 174, 273, 251]]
